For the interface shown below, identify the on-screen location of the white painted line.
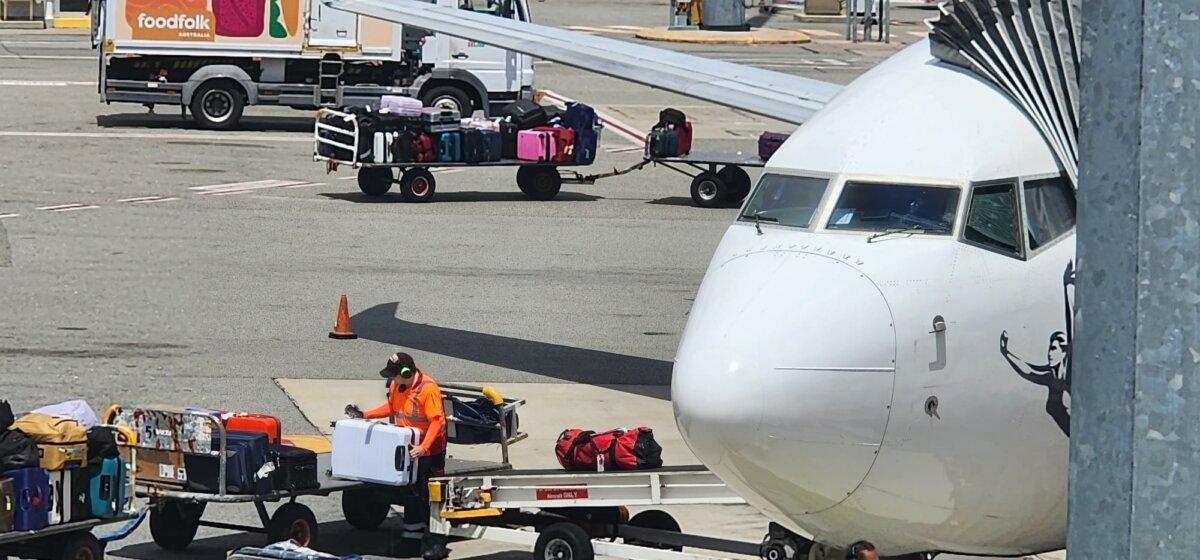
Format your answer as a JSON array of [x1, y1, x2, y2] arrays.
[[280, 182, 325, 189], [40, 204, 100, 213], [606, 146, 645, 154], [0, 131, 309, 143], [189, 179, 286, 192], [608, 25, 644, 30], [0, 80, 95, 86], [431, 168, 463, 175], [0, 213, 19, 219], [564, 25, 608, 33], [52, 205, 100, 212], [36, 203, 87, 211], [337, 175, 358, 181], [203, 180, 312, 196], [540, 89, 647, 148], [0, 55, 94, 60], [118, 196, 168, 203], [122, 196, 179, 204]]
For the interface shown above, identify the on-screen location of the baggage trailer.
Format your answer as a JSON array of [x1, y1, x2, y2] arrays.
[[412, 465, 766, 560], [642, 150, 765, 208], [0, 514, 144, 560], [314, 108, 596, 202]]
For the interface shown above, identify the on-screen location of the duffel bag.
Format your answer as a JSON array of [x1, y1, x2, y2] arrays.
[[758, 131, 790, 161], [0, 429, 39, 471], [555, 427, 662, 471]]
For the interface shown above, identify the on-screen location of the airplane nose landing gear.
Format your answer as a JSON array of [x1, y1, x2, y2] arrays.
[[760, 523, 813, 560]]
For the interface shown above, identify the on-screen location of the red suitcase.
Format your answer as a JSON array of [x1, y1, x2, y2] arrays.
[[225, 414, 281, 444], [675, 121, 693, 156]]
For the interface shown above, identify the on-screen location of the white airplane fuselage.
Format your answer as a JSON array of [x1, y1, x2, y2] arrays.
[[673, 42, 1074, 557]]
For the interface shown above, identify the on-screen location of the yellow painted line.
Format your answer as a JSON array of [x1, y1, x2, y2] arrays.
[[52, 16, 91, 28]]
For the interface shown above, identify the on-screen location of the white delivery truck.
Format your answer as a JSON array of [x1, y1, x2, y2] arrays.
[[92, 0, 534, 128]]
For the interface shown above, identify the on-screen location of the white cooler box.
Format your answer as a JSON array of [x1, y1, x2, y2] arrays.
[[331, 419, 421, 486]]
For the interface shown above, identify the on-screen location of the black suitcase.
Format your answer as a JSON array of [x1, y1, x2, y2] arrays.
[[391, 130, 416, 163], [269, 445, 319, 492], [658, 108, 687, 128], [461, 129, 487, 163], [500, 120, 519, 159], [501, 100, 549, 130], [648, 128, 680, 158]]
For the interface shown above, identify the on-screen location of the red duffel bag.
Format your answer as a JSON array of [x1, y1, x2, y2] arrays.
[[555, 427, 663, 471]]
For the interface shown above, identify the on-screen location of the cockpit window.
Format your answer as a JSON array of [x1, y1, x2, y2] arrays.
[[739, 174, 829, 229], [1024, 176, 1076, 250], [964, 182, 1022, 257], [825, 182, 959, 234]]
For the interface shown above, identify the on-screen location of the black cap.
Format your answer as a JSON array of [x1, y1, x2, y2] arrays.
[[380, 352, 417, 378]]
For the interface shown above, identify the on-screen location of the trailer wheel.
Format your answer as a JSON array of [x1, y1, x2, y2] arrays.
[[54, 531, 104, 560], [400, 168, 437, 203], [150, 501, 205, 550], [421, 85, 474, 116], [517, 166, 562, 201], [342, 488, 390, 530], [535, 523, 594, 560], [717, 166, 752, 203], [358, 167, 395, 196], [625, 510, 683, 551], [191, 80, 245, 130], [690, 173, 728, 208], [268, 502, 319, 547]]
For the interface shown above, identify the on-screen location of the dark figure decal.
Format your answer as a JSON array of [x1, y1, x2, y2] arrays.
[[1001, 261, 1074, 436]]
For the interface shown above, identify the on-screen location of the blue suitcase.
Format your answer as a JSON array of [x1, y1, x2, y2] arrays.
[[5, 467, 49, 531], [87, 457, 125, 518], [185, 430, 270, 495], [573, 126, 599, 164], [438, 131, 462, 163], [480, 130, 503, 162]]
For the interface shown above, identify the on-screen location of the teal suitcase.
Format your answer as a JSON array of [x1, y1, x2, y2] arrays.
[[86, 457, 124, 518]]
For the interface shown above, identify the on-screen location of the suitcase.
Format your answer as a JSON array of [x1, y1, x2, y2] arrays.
[[32, 401, 98, 430], [573, 126, 600, 164], [501, 100, 549, 130], [413, 133, 435, 163], [380, 95, 424, 117], [648, 128, 680, 158], [5, 468, 49, 532], [48, 468, 88, 525], [499, 120, 519, 159], [12, 414, 88, 471], [461, 129, 487, 163], [546, 127, 575, 163], [269, 445, 319, 492], [674, 121, 693, 156], [0, 477, 12, 532], [437, 131, 462, 162], [185, 430, 271, 495], [517, 128, 554, 162], [758, 131, 790, 161], [225, 414, 282, 445], [422, 107, 461, 133], [330, 419, 420, 486], [86, 457, 125, 519], [562, 101, 598, 131], [479, 130, 503, 162], [391, 130, 416, 163], [461, 117, 499, 131], [658, 107, 687, 128]]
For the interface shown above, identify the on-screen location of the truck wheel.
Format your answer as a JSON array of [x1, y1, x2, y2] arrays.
[[625, 510, 683, 551], [517, 166, 562, 201], [690, 173, 728, 208], [55, 531, 104, 560], [400, 169, 437, 203], [342, 488, 390, 530], [358, 167, 395, 196], [191, 80, 244, 130], [535, 523, 594, 560], [150, 501, 205, 550], [268, 503, 319, 547], [717, 166, 752, 203], [421, 85, 474, 116]]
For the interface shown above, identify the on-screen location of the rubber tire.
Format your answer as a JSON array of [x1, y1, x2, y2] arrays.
[[690, 172, 728, 208], [190, 80, 245, 131], [342, 488, 390, 531], [421, 85, 474, 116], [55, 532, 104, 560], [400, 168, 437, 203], [268, 502, 319, 547], [150, 501, 205, 551], [358, 167, 395, 196], [517, 166, 562, 201], [534, 523, 594, 560], [717, 165, 752, 203], [626, 510, 683, 551]]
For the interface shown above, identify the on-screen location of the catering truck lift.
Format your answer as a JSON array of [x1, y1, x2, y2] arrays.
[[92, 0, 534, 129]]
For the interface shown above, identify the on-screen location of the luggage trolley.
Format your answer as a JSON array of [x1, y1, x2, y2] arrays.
[[424, 465, 763, 560], [313, 108, 599, 203], [644, 150, 765, 208]]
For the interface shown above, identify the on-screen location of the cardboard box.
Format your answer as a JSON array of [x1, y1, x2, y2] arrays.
[[135, 449, 188, 486], [806, 0, 842, 15]]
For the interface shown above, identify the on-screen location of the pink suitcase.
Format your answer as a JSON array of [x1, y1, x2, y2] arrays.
[[517, 129, 556, 162], [381, 95, 423, 117]]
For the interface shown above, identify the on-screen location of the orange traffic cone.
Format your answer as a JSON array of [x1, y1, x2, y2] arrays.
[[329, 294, 357, 339]]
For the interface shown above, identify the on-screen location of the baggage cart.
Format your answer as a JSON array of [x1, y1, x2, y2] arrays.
[[410, 465, 764, 560], [108, 383, 527, 551], [0, 513, 145, 560], [314, 108, 599, 203], [643, 150, 766, 208]]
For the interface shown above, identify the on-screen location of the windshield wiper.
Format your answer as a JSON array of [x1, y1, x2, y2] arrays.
[[867, 226, 925, 242], [745, 211, 778, 235]]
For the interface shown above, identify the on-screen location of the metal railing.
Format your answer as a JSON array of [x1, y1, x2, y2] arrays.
[[846, 0, 890, 43]]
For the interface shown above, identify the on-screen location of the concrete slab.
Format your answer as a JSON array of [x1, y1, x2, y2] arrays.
[[635, 27, 810, 45]]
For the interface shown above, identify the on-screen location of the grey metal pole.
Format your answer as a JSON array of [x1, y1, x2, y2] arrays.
[[1069, 0, 1200, 557]]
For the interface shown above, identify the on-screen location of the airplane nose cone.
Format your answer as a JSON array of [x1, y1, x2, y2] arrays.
[[674, 251, 896, 515]]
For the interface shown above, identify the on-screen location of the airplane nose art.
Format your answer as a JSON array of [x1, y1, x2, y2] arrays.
[[674, 251, 896, 515]]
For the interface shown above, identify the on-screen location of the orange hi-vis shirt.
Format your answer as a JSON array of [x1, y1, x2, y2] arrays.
[[364, 370, 447, 455]]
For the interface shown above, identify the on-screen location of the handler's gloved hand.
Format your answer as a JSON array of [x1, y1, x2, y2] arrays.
[[344, 404, 364, 419]]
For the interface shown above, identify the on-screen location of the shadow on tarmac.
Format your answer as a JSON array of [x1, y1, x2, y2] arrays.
[[110, 518, 530, 560], [645, 196, 741, 209], [350, 303, 672, 395], [318, 191, 603, 204], [96, 113, 314, 133]]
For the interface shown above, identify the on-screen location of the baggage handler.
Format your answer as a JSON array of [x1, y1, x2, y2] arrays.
[[845, 541, 878, 560], [346, 352, 448, 559]]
